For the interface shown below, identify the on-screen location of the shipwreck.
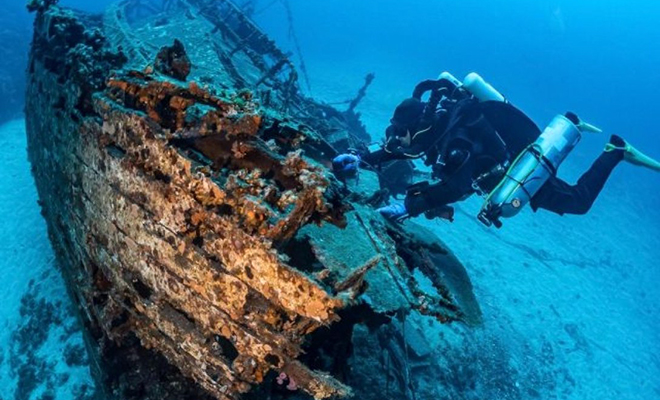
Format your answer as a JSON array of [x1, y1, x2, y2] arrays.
[[25, 0, 482, 398]]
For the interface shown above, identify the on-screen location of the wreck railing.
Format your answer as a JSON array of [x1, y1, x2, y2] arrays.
[[101, 0, 370, 149]]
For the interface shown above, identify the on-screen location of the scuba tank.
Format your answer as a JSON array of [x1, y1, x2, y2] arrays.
[[435, 71, 506, 103], [463, 72, 506, 103], [478, 114, 585, 228]]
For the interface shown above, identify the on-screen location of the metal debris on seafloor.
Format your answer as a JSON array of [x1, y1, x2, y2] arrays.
[[24, 1, 482, 399]]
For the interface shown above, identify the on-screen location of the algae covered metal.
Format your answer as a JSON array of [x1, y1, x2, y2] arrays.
[[25, 1, 481, 398]]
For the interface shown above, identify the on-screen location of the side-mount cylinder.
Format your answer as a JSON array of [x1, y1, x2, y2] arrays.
[[478, 114, 582, 227]]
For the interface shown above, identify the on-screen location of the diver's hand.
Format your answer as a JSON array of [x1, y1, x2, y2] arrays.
[[377, 202, 408, 221], [332, 153, 360, 176]]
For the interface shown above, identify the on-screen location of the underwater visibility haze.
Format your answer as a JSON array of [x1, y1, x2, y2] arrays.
[[0, 0, 659, 399]]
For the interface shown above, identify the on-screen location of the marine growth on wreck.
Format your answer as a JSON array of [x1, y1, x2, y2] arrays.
[[24, 0, 481, 398]]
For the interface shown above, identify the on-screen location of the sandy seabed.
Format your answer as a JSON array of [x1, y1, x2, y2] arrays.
[[0, 119, 96, 399]]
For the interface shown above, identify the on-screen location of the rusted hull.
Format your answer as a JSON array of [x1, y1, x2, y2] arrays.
[[26, 3, 480, 399]]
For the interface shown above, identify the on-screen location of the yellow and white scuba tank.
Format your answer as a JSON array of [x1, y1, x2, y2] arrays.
[[478, 114, 585, 227]]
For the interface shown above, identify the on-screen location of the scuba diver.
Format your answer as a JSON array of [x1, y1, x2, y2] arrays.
[[332, 72, 660, 227]]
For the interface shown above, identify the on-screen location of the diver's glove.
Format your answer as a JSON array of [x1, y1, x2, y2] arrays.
[[377, 202, 408, 221], [332, 153, 361, 177]]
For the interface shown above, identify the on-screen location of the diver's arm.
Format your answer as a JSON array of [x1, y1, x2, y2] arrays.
[[364, 114, 445, 168], [333, 142, 415, 173], [360, 146, 421, 168], [360, 148, 397, 167], [360, 125, 426, 167], [404, 178, 472, 217]]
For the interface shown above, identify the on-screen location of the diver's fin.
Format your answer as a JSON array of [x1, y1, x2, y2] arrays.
[[577, 120, 603, 133], [605, 141, 660, 172]]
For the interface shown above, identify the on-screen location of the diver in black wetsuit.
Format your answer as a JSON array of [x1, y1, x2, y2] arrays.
[[333, 74, 660, 225]]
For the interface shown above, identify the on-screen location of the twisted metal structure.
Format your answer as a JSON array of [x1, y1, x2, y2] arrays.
[[25, 2, 482, 399]]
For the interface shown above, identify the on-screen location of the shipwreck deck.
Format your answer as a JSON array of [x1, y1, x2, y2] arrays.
[[24, 1, 481, 399]]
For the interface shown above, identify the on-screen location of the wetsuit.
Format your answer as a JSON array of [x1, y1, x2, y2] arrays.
[[530, 139, 624, 215], [363, 84, 624, 218]]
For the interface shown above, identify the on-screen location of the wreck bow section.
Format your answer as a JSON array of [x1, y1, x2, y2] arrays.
[[25, 3, 481, 400]]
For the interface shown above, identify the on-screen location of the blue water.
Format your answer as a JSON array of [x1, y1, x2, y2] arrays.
[[1, 0, 659, 398]]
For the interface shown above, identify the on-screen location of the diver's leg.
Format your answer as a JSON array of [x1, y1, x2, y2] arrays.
[[606, 136, 660, 171], [530, 136, 625, 215]]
